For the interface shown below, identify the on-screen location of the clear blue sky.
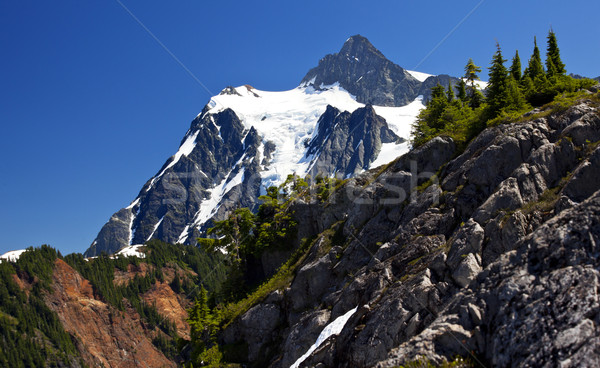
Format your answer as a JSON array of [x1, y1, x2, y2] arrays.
[[1, 0, 598, 256]]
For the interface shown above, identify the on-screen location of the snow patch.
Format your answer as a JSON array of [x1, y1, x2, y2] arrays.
[[406, 70, 435, 82], [473, 79, 488, 89], [127, 200, 141, 245], [115, 244, 146, 258], [146, 216, 164, 242], [290, 306, 359, 368], [126, 197, 140, 210], [461, 77, 488, 90], [0, 249, 28, 262], [193, 167, 246, 228], [177, 224, 190, 244], [370, 141, 411, 168], [371, 95, 425, 147]]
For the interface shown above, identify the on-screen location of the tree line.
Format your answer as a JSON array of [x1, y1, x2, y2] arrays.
[[412, 29, 597, 148]]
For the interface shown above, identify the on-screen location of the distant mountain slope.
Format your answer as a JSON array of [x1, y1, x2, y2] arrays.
[[0, 240, 225, 367]]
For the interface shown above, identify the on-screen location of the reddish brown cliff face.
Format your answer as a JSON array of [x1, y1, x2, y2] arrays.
[[142, 281, 191, 340], [45, 259, 176, 368]]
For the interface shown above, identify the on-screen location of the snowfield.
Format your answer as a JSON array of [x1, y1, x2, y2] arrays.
[[206, 83, 425, 188]]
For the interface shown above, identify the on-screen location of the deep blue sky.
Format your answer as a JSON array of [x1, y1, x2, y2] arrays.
[[1, 0, 598, 256]]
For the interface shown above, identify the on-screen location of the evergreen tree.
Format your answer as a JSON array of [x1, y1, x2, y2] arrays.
[[546, 28, 565, 76], [457, 79, 467, 102], [446, 81, 455, 103], [426, 83, 450, 130], [510, 50, 522, 81], [207, 207, 255, 262], [520, 74, 535, 97], [464, 58, 484, 108], [506, 75, 527, 112], [430, 83, 446, 100], [546, 57, 557, 77], [524, 36, 545, 80], [188, 285, 221, 365], [486, 42, 510, 116]]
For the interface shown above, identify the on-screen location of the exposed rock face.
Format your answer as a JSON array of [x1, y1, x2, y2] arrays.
[[306, 104, 400, 178], [86, 108, 264, 256], [220, 98, 600, 367], [142, 281, 191, 340], [45, 259, 175, 368], [301, 35, 421, 106]]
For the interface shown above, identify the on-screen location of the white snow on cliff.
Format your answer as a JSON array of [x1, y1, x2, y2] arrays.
[[290, 306, 359, 368]]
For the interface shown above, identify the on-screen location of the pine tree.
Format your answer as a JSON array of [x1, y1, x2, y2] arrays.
[[464, 58, 482, 90], [486, 42, 510, 117], [524, 36, 545, 80], [430, 83, 446, 101], [506, 75, 527, 112], [510, 50, 522, 81], [546, 28, 565, 76], [519, 73, 534, 99], [188, 286, 212, 342], [446, 81, 455, 103], [457, 79, 467, 102], [546, 57, 557, 78], [464, 58, 483, 108], [426, 83, 449, 130]]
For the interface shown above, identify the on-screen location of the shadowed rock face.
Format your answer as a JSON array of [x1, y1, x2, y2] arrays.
[[301, 35, 422, 106], [306, 104, 401, 178], [85, 108, 264, 257], [220, 98, 600, 367]]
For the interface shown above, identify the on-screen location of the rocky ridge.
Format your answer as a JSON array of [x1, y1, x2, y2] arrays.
[[219, 95, 600, 367], [301, 35, 460, 106]]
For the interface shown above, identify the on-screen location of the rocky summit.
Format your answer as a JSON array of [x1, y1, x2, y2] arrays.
[[301, 35, 459, 106]]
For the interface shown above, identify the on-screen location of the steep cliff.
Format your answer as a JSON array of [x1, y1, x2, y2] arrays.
[[219, 94, 600, 367]]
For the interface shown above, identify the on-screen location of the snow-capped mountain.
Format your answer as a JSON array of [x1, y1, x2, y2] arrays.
[[85, 35, 446, 257]]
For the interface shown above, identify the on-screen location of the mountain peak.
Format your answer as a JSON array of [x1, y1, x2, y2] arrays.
[[300, 35, 420, 106], [339, 35, 385, 60]]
